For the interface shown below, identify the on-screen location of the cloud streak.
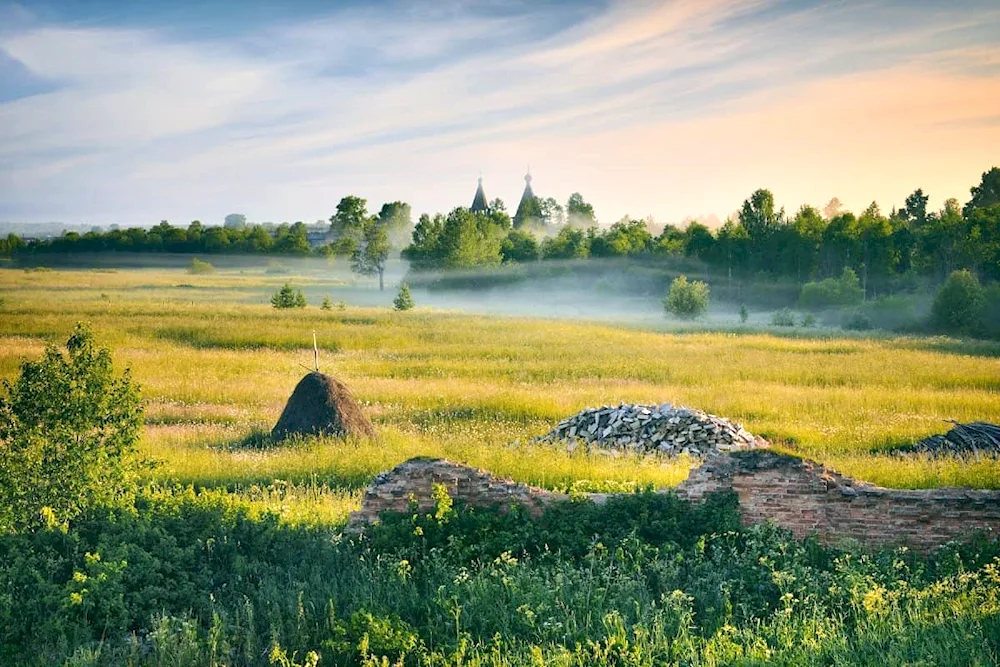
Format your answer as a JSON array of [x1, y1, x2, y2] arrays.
[[0, 0, 998, 226]]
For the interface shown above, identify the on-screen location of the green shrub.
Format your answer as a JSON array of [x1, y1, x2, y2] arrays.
[[983, 283, 1000, 338], [320, 296, 332, 311], [394, 283, 415, 311], [931, 270, 985, 336], [843, 311, 874, 331], [799, 267, 864, 309], [271, 284, 306, 309], [0, 323, 143, 534], [859, 294, 923, 332], [739, 303, 748, 323], [186, 258, 215, 274], [800, 313, 817, 328], [663, 275, 709, 319], [770, 308, 796, 326]]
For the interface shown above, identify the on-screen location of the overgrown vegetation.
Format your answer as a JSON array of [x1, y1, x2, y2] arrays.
[[2, 487, 999, 666], [0, 324, 143, 533], [0, 267, 999, 664]]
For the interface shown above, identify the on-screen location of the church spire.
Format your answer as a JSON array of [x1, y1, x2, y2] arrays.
[[513, 168, 541, 228], [471, 174, 488, 214]]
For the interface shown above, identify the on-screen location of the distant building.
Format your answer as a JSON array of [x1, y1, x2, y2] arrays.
[[514, 170, 535, 219], [471, 176, 488, 214], [306, 227, 331, 248], [469, 170, 538, 220]]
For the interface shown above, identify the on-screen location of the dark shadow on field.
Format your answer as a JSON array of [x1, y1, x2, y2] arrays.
[[154, 325, 343, 351], [625, 324, 1000, 358]]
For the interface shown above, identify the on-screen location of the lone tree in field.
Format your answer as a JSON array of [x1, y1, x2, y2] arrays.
[[0, 323, 143, 533], [352, 220, 392, 290], [394, 283, 415, 311], [271, 283, 307, 309], [664, 275, 710, 320]]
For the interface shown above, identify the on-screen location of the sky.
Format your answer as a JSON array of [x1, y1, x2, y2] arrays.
[[1, 0, 999, 228]]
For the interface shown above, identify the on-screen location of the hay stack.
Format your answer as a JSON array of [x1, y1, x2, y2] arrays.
[[271, 372, 375, 441]]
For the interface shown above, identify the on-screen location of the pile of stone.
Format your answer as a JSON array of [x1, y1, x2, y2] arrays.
[[909, 421, 1000, 457], [538, 402, 768, 458]]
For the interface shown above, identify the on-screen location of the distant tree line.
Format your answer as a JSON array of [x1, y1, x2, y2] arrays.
[[401, 167, 1000, 297], [4, 167, 998, 298]]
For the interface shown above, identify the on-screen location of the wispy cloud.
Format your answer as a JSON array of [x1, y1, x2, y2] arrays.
[[0, 0, 998, 225]]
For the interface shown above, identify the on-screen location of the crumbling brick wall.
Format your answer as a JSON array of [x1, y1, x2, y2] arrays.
[[675, 450, 1000, 551], [349, 452, 1000, 551], [346, 457, 566, 530]]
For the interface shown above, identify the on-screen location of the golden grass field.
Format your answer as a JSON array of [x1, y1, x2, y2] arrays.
[[2, 265, 999, 526]]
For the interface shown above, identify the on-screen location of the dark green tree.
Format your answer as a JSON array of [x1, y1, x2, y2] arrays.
[[271, 283, 307, 309], [541, 226, 589, 259], [393, 283, 415, 311], [931, 270, 985, 336], [566, 192, 596, 228], [329, 196, 370, 257], [353, 220, 392, 290], [500, 229, 540, 262], [964, 166, 1000, 216]]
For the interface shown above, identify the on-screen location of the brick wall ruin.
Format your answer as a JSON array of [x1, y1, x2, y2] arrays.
[[347, 451, 1000, 551], [347, 457, 566, 529]]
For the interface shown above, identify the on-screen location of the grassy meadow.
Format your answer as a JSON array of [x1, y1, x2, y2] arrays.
[[4, 264, 1000, 666], [2, 264, 999, 519]]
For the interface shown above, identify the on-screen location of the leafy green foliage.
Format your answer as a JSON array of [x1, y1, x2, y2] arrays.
[[500, 229, 541, 263], [394, 283, 415, 311], [271, 284, 307, 309], [931, 270, 985, 335], [663, 275, 709, 319], [3, 486, 1000, 666], [589, 218, 653, 257], [799, 267, 864, 309], [186, 257, 215, 274], [540, 226, 589, 259], [0, 323, 142, 533]]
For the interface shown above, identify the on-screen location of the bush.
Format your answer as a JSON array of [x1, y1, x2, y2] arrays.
[[663, 275, 709, 319], [842, 311, 874, 331], [931, 270, 985, 336], [394, 283, 415, 311], [271, 284, 306, 309], [186, 258, 215, 274], [770, 308, 796, 326], [739, 303, 748, 323], [500, 229, 540, 263], [798, 267, 864, 309], [800, 313, 817, 328], [0, 323, 143, 533], [320, 296, 332, 311], [859, 294, 923, 332]]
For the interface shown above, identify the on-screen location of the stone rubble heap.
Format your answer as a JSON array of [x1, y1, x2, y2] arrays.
[[538, 402, 768, 458], [909, 421, 1000, 457]]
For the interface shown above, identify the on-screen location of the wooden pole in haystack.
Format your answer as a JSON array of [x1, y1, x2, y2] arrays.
[[313, 330, 319, 372]]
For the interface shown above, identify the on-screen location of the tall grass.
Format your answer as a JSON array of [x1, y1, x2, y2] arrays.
[[1, 266, 999, 502]]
